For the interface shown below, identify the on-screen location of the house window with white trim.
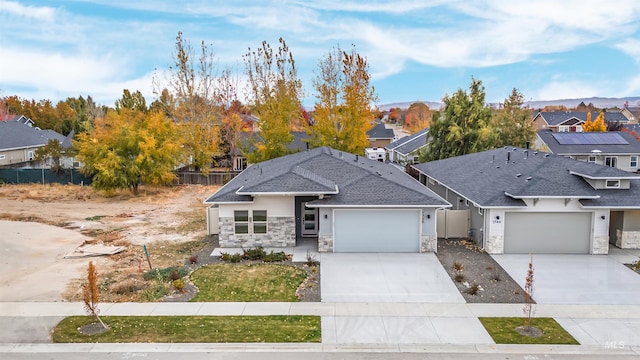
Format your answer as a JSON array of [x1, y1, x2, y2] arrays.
[[605, 156, 617, 168], [606, 180, 620, 188], [559, 126, 570, 132], [234, 210, 249, 234], [587, 156, 596, 163], [253, 210, 267, 234], [631, 156, 638, 168], [27, 151, 34, 161]]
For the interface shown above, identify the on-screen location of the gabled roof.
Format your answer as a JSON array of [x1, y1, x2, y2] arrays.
[[537, 130, 640, 155], [385, 128, 429, 155], [412, 147, 640, 208], [366, 123, 395, 140], [205, 146, 450, 207], [0, 120, 67, 151], [535, 111, 629, 126]]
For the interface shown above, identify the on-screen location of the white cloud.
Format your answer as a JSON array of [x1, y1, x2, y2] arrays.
[[534, 79, 601, 101], [615, 38, 640, 63], [0, 0, 56, 21]]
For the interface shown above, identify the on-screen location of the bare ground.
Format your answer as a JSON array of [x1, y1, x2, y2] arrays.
[[0, 183, 219, 302]]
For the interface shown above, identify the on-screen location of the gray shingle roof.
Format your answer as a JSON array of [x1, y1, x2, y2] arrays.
[[386, 128, 429, 155], [0, 120, 67, 151], [537, 130, 640, 155], [536, 111, 629, 126], [367, 123, 395, 139], [205, 146, 449, 207], [412, 147, 640, 208]]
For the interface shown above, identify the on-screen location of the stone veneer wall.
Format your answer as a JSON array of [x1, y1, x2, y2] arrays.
[[420, 235, 437, 253], [218, 217, 295, 248], [591, 235, 609, 254], [318, 234, 333, 252], [485, 235, 504, 254], [617, 230, 640, 249]]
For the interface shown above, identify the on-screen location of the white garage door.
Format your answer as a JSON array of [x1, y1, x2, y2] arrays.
[[333, 209, 420, 252], [504, 212, 592, 254]]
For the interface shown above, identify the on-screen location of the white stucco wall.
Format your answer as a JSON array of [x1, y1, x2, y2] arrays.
[[217, 196, 294, 217]]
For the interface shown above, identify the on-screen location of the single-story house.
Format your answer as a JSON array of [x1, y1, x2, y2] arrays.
[[412, 147, 640, 254], [204, 146, 450, 253], [532, 111, 630, 132], [385, 128, 429, 165], [0, 116, 75, 168], [535, 130, 640, 173], [367, 123, 395, 148]]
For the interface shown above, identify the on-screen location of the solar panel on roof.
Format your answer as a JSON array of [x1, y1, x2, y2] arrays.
[[551, 132, 629, 145]]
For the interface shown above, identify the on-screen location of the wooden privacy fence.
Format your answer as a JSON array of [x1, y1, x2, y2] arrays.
[[174, 171, 238, 185], [436, 209, 470, 239]]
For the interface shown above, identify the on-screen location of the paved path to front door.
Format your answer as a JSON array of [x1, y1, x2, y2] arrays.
[[492, 254, 640, 305], [320, 253, 465, 303]]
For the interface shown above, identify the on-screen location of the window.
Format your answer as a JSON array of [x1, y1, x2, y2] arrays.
[[587, 156, 596, 163], [253, 210, 267, 234], [631, 156, 638, 168], [605, 156, 618, 168], [27, 151, 34, 161], [559, 126, 569, 132], [234, 210, 267, 234], [606, 180, 620, 188], [428, 177, 435, 185], [234, 210, 249, 234]]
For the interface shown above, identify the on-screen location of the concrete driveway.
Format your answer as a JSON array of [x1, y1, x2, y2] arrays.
[[320, 253, 464, 303], [492, 254, 640, 305]]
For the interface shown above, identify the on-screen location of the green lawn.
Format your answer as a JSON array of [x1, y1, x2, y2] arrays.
[[479, 317, 579, 345], [52, 316, 321, 343], [189, 263, 307, 302]]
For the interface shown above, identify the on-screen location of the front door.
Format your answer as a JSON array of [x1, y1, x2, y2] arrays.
[[301, 205, 319, 237]]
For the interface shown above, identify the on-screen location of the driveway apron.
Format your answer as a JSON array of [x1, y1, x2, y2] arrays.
[[492, 254, 640, 304], [320, 253, 464, 303]]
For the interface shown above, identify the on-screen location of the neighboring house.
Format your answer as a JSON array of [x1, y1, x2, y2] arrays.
[[0, 118, 74, 168], [367, 123, 395, 147], [535, 130, 640, 173], [385, 128, 429, 165], [532, 111, 630, 132], [412, 147, 640, 254], [621, 107, 638, 124], [204, 146, 450, 253]]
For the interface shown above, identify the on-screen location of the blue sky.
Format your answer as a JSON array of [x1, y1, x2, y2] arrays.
[[2, 0, 640, 108]]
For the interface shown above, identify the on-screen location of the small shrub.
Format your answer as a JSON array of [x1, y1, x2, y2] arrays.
[[263, 251, 288, 262], [143, 266, 189, 282], [140, 283, 169, 301], [110, 278, 144, 295], [305, 250, 320, 266], [454, 273, 465, 283], [220, 252, 243, 263], [242, 247, 267, 260], [465, 282, 481, 295], [452, 261, 463, 272], [171, 278, 186, 292], [189, 254, 199, 264]]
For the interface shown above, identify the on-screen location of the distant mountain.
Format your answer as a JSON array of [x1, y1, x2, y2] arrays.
[[379, 96, 640, 111]]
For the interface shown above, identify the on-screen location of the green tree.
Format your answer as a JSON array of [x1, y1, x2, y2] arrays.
[[35, 139, 71, 173], [421, 78, 493, 162], [308, 45, 377, 154], [74, 108, 181, 194], [488, 88, 535, 148], [115, 89, 148, 113], [244, 37, 303, 162]]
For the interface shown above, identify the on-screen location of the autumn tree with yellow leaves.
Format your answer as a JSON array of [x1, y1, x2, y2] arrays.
[[243, 38, 304, 162], [74, 99, 181, 194], [582, 112, 607, 132], [308, 45, 377, 154]]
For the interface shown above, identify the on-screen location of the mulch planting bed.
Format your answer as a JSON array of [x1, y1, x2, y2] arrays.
[[437, 239, 528, 303]]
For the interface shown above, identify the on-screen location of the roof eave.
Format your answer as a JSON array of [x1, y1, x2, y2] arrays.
[[569, 170, 640, 180], [505, 192, 600, 200]]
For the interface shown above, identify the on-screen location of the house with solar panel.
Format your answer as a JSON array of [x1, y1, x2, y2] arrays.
[[532, 111, 631, 132], [535, 130, 640, 173]]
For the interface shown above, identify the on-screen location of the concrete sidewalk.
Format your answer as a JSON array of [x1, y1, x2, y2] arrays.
[[2, 302, 640, 348]]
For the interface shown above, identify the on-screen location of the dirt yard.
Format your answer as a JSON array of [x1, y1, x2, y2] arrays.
[[0, 183, 219, 302]]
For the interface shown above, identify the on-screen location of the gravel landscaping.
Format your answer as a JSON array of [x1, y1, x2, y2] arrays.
[[437, 239, 528, 303]]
